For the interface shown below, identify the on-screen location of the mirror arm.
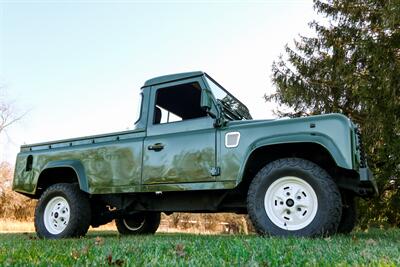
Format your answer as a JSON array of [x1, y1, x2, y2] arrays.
[[213, 102, 226, 128], [206, 108, 216, 119], [213, 113, 226, 128]]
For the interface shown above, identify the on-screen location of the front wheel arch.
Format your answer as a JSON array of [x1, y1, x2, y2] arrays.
[[237, 142, 340, 192]]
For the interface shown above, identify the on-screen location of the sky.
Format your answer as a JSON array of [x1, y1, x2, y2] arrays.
[[0, 0, 317, 164]]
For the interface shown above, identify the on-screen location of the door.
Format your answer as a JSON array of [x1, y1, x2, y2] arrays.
[[142, 79, 217, 185]]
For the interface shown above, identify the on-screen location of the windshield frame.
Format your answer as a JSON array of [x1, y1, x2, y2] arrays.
[[133, 92, 144, 125], [204, 74, 252, 121]]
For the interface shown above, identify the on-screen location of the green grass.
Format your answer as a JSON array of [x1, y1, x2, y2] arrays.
[[0, 229, 399, 266]]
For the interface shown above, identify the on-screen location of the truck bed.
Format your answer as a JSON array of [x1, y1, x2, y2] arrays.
[[20, 128, 145, 152]]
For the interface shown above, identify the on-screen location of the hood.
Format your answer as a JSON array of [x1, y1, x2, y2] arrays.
[[225, 113, 353, 129]]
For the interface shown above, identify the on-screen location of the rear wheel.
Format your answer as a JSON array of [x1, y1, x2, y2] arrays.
[[247, 158, 342, 237], [116, 212, 161, 235], [34, 183, 91, 239]]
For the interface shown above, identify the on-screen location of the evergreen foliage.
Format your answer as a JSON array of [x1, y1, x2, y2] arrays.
[[267, 0, 400, 227]]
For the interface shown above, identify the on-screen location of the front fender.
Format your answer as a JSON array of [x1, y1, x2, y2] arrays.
[[253, 132, 349, 168], [39, 160, 89, 193], [237, 132, 351, 186]]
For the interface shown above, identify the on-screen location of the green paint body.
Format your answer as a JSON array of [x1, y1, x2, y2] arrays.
[[12, 72, 376, 197]]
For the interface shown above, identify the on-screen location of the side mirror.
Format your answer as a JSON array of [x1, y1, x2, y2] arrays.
[[201, 89, 217, 119]]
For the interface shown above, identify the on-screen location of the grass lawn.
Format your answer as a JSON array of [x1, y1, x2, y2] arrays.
[[0, 229, 399, 266]]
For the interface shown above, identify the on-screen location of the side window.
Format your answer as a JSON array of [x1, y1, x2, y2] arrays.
[[153, 82, 208, 124]]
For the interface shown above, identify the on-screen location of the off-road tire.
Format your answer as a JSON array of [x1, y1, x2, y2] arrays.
[[116, 212, 161, 235], [34, 183, 91, 239], [337, 193, 357, 234], [247, 158, 342, 237]]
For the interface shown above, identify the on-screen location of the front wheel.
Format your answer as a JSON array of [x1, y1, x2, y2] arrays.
[[247, 158, 342, 237], [34, 183, 91, 239], [116, 212, 161, 235]]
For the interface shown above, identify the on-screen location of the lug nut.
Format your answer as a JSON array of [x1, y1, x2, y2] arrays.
[[286, 192, 290, 196], [297, 196, 301, 200]]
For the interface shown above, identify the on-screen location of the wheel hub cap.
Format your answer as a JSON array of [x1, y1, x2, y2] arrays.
[[264, 176, 318, 231], [286, 199, 294, 207], [43, 196, 70, 234]]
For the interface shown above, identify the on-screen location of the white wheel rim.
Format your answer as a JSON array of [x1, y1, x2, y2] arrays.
[[43, 196, 70, 235], [264, 176, 318, 231], [123, 218, 145, 231]]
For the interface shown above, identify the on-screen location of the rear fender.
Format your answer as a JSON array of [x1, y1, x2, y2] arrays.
[[39, 160, 89, 193]]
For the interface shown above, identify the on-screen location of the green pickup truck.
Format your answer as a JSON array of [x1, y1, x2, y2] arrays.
[[13, 71, 377, 238]]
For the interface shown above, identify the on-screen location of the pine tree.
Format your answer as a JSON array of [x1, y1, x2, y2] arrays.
[[267, 0, 400, 227]]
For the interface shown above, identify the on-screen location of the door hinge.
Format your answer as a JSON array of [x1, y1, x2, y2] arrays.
[[210, 167, 221, 176]]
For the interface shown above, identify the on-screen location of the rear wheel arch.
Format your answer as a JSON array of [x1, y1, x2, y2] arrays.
[[36, 161, 89, 197]]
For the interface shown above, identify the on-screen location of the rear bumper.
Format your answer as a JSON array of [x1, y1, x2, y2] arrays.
[[358, 167, 378, 197]]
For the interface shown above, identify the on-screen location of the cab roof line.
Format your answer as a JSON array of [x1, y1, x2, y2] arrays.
[[141, 71, 204, 88]]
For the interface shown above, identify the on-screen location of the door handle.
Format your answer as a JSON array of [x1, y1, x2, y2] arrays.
[[148, 143, 164, 151]]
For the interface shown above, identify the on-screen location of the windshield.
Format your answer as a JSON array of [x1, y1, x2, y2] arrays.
[[205, 76, 252, 120]]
